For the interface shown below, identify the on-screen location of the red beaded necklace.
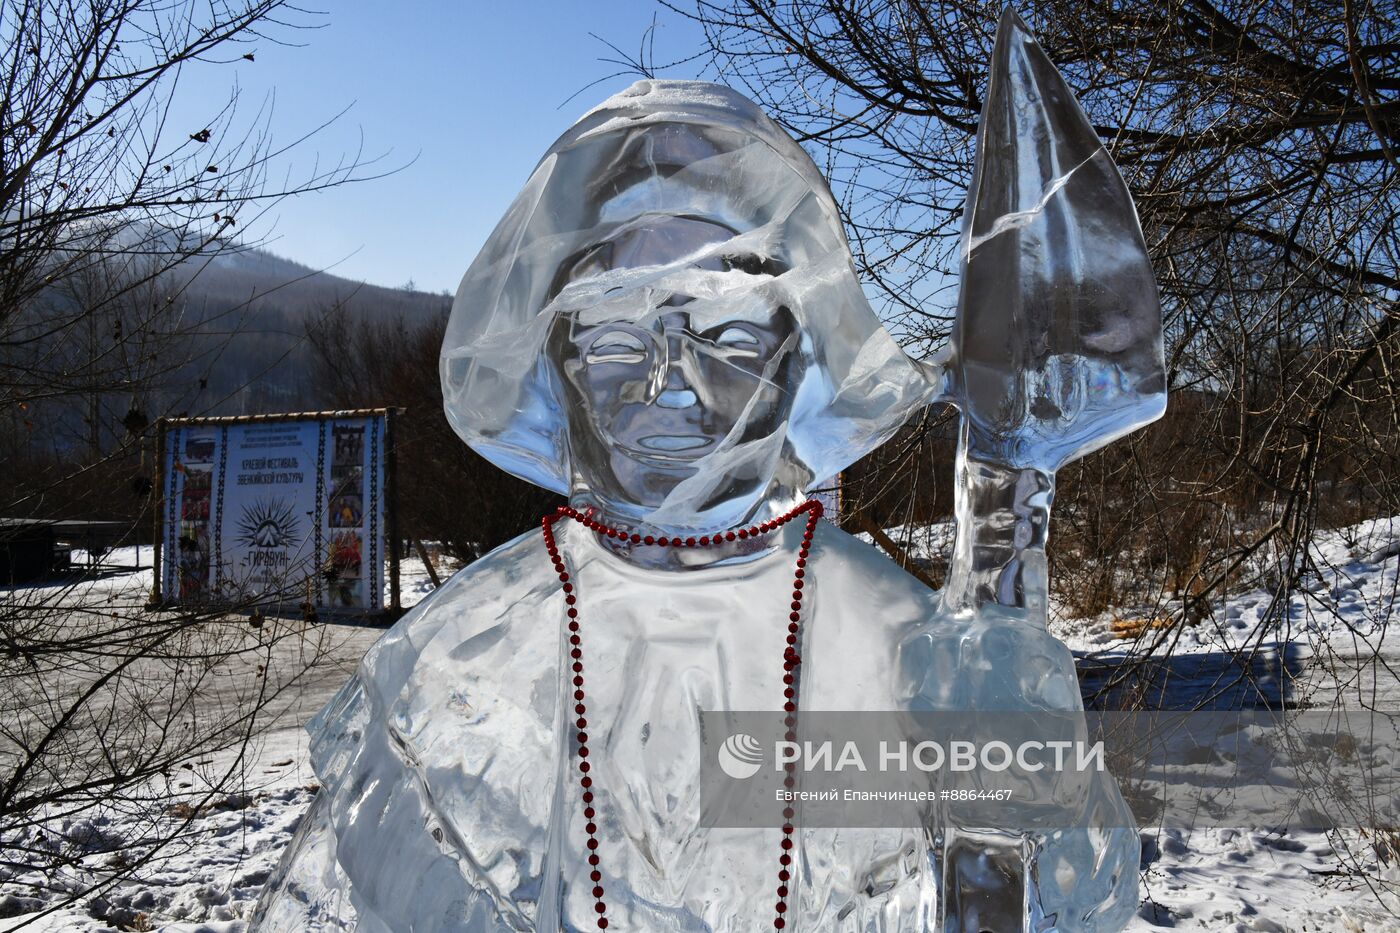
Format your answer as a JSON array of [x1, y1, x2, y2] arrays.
[[540, 499, 823, 930]]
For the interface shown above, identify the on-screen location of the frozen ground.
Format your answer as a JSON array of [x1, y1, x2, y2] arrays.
[[2, 525, 1398, 931]]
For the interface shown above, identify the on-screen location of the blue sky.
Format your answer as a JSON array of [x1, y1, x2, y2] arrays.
[[178, 1, 711, 293]]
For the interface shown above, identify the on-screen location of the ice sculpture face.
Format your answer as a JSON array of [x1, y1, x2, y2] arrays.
[[545, 214, 803, 515], [441, 82, 933, 531]]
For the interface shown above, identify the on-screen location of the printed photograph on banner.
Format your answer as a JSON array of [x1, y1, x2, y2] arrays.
[[183, 466, 212, 494], [177, 522, 209, 598], [329, 462, 363, 503], [326, 531, 363, 607], [180, 466, 211, 521], [183, 435, 216, 464], [332, 424, 364, 467], [329, 492, 363, 527]]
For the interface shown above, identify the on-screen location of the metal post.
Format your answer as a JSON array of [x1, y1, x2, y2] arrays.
[[148, 420, 166, 608], [385, 407, 403, 616]]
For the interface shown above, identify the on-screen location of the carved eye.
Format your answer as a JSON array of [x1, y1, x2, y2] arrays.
[[585, 330, 647, 365], [713, 326, 762, 352]]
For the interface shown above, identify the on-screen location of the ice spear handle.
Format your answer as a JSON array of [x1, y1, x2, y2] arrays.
[[939, 7, 1167, 614]]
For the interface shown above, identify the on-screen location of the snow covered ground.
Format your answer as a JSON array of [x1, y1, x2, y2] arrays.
[[3, 524, 1399, 931]]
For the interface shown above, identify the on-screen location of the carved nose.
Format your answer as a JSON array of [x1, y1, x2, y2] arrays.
[[655, 388, 698, 409]]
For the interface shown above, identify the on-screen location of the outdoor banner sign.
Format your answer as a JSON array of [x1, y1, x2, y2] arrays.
[[157, 410, 394, 612]]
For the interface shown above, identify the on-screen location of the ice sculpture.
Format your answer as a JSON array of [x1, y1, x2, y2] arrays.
[[253, 8, 1164, 932]]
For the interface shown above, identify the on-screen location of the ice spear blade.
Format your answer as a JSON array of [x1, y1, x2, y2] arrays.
[[953, 6, 1167, 472]]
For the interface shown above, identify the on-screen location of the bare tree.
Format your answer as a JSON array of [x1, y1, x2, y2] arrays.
[[0, 1, 388, 925], [671, 0, 1400, 641]]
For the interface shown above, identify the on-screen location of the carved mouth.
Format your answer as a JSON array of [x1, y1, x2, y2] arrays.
[[636, 434, 714, 452]]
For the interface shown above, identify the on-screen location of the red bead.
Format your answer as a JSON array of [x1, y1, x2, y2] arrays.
[[571, 648, 582, 659], [658, 537, 670, 547], [686, 537, 696, 547], [573, 661, 583, 673], [586, 822, 597, 834], [598, 918, 608, 928], [781, 838, 793, 850], [587, 837, 598, 849], [791, 601, 801, 611], [796, 558, 805, 568], [593, 885, 605, 898], [580, 761, 590, 773], [793, 580, 803, 590], [780, 853, 791, 864], [794, 569, 804, 579], [574, 690, 584, 701], [671, 537, 683, 547], [573, 676, 584, 687], [788, 623, 798, 633], [789, 612, 800, 622], [594, 902, 605, 913], [699, 536, 710, 546], [784, 702, 796, 712], [738, 529, 748, 539], [784, 687, 794, 698], [563, 583, 573, 593], [726, 531, 736, 541], [588, 852, 599, 864], [591, 870, 601, 882], [577, 718, 587, 729], [644, 536, 655, 545], [630, 534, 642, 544], [782, 808, 794, 820], [774, 919, 784, 929], [776, 901, 787, 913]]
